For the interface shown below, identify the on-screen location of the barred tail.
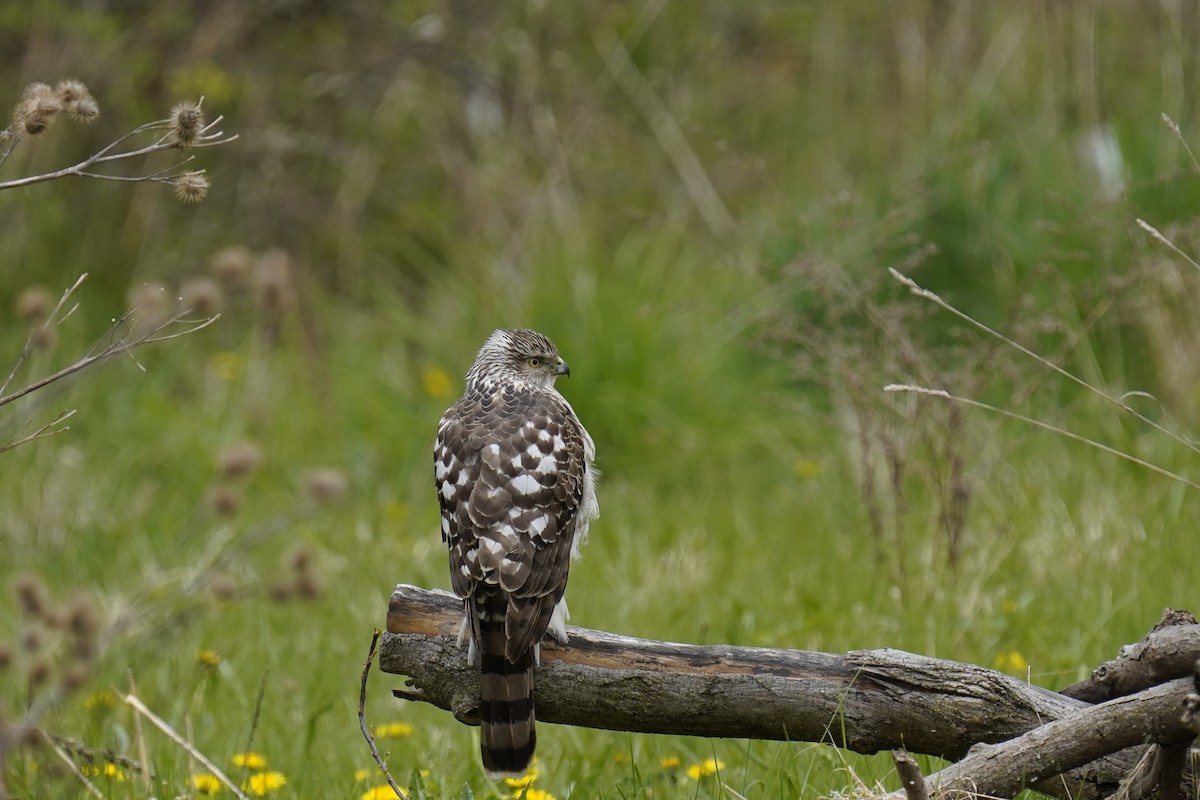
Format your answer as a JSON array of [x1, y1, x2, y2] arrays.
[[476, 597, 536, 774]]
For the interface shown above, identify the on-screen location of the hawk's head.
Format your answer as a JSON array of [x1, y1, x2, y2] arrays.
[[467, 328, 570, 389]]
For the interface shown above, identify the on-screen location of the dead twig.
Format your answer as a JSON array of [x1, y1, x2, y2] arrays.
[[359, 628, 411, 800], [0, 409, 76, 454], [0, 308, 220, 410]]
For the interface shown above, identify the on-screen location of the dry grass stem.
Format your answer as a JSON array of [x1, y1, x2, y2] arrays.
[[888, 267, 1200, 457], [121, 692, 250, 800], [885, 384, 1200, 492], [127, 672, 153, 797], [1161, 113, 1200, 173], [595, 29, 736, 239], [1135, 218, 1200, 274]]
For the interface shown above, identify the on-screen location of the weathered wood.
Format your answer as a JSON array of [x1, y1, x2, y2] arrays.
[[1062, 619, 1200, 703], [891, 750, 930, 800], [884, 678, 1195, 799], [383, 585, 1079, 755], [381, 585, 1195, 799]]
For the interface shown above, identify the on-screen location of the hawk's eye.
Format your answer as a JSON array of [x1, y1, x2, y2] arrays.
[[527, 357, 542, 368]]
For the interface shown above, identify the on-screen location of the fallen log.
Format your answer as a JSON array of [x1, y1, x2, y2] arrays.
[[381, 585, 1197, 799]]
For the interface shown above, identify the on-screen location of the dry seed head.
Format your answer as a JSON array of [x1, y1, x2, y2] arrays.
[[28, 657, 52, 687], [219, 440, 263, 477], [20, 627, 43, 654], [17, 286, 54, 322], [180, 277, 224, 316], [269, 582, 293, 603], [209, 572, 238, 601], [173, 170, 209, 203], [55, 80, 98, 121], [294, 572, 323, 600], [208, 485, 242, 517], [168, 100, 205, 147], [14, 574, 49, 618], [61, 663, 90, 692], [13, 82, 62, 136], [304, 468, 348, 504], [211, 245, 254, 283], [288, 547, 312, 574], [31, 326, 57, 352], [253, 249, 296, 316], [65, 596, 101, 639]]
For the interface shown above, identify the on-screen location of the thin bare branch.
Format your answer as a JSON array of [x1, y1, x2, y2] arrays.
[[0, 312, 218, 410], [0, 408, 77, 455], [1, 273, 89, 396], [360, 628, 411, 800]]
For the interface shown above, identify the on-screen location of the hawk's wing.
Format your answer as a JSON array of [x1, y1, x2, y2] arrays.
[[435, 383, 588, 660]]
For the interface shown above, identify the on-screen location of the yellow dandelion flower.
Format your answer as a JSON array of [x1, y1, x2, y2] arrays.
[[611, 752, 628, 764], [81, 763, 126, 781], [659, 756, 681, 769], [361, 785, 407, 800], [210, 351, 244, 382], [504, 770, 539, 789], [242, 771, 286, 796], [197, 648, 221, 667], [994, 650, 1028, 673], [421, 366, 453, 399], [372, 721, 414, 738], [83, 690, 118, 711], [231, 752, 267, 770], [192, 773, 223, 794], [384, 500, 408, 526], [793, 458, 824, 479], [519, 789, 556, 800], [354, 768, 370, 782], [686, 758, 725, 780]]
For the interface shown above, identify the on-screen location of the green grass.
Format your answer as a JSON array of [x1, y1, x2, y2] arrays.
[[4, 3, 1200, 798], [3, 231, 1200, 799]]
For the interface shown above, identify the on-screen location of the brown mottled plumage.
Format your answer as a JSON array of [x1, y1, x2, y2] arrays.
[[435, 329, 599, 775]]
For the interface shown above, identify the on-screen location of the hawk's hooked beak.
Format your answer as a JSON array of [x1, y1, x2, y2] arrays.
[[555, 360, 571, 378]]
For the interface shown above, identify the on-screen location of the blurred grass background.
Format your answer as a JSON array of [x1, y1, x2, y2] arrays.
[[3, 1, 1200, 798]]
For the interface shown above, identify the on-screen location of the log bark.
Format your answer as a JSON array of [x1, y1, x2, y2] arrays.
[[1061, 616, 1200, 703], [883, 679, 1194, 799], [382, 585, 1196, 799]]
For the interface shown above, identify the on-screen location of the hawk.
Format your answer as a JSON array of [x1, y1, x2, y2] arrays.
[[434, 328, 599, 774]]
